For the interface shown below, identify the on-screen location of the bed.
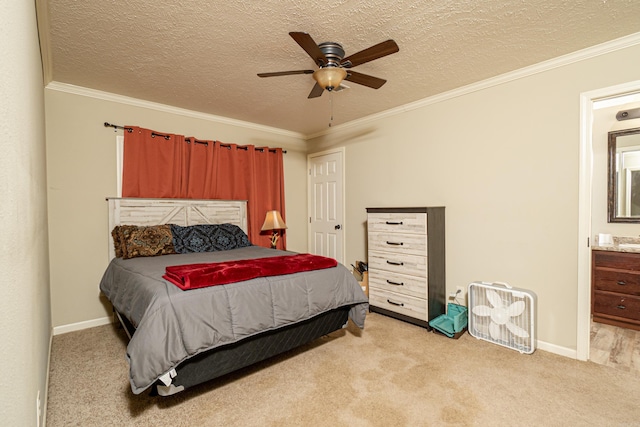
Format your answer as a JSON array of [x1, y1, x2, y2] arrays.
[[99, 198, 369, 396]]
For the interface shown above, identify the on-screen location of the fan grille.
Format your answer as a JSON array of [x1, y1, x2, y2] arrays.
[[468, 282, 537, 354]]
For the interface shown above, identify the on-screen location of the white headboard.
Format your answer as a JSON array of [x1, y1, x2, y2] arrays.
[[107, 198, 248, 260]]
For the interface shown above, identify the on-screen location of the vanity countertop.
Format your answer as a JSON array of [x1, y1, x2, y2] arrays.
[[592, 244, 640, 253], [592, 236, 640, 253]]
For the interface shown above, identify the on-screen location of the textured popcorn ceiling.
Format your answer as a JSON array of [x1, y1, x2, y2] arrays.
[[42, 0, 640, 136]]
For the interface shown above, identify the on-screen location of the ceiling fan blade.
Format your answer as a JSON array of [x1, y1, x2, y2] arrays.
[[341, 39, 399, 68], [307, 82, 324, 98], [257, 70, 314, 78], [345, 70, 387, 89], [289, 32, 327, 66]]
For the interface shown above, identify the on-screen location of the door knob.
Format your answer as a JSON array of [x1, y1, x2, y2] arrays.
[[335, 224, 341, 230]]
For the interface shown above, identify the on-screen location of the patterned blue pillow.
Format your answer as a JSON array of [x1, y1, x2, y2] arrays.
[[170, 223, 251, 253]]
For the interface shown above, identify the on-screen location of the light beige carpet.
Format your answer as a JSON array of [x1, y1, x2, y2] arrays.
[[47, 312, 640, 426]]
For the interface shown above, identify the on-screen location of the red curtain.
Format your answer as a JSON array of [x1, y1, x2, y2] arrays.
[[122, 126, 286, 249], [252, 147, 286, 249], [122, 127, 185, 198], [182, 137, 216, 198]]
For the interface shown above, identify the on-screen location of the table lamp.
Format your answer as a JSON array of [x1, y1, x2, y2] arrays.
[[261, 210, 287, 249]]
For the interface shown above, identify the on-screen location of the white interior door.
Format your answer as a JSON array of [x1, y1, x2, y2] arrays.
[[308, 148, 345, 263]]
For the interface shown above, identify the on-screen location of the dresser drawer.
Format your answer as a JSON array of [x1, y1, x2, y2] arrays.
[[593, 292, 640, 322], [368, 270, 426, 299], [368, 212, 427, 234], [369, 287, 427, 321], [368, 232, 427, 256], [368, 251, 427, 278], [593, 251, 640, 271], [593, 269, 640, 296]]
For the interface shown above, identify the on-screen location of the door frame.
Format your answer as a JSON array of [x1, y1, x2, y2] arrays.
[[577, 80, 640, 361], [307, 147, 346, 264]]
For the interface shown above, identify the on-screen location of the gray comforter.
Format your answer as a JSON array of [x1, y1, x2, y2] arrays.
[[99, 246, 368, 394]]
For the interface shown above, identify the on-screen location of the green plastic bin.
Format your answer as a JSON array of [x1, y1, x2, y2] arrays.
[[429, 303, 468, 338]]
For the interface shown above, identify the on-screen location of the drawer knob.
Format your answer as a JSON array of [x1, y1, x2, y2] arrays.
[[616, 304, 626, 309], [386, 241, 404, 246], [387, 299, 404, 307], [385, 221, 403, 225], [386, 260, 404, 266], [386, 279, 404, 286], [617, 281, 626, 286]]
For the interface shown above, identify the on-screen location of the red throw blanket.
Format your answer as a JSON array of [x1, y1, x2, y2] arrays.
[[163, 253, 338, 290]]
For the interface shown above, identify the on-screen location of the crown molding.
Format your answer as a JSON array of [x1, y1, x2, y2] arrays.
[[306, 31, 640, 140], [44, 31, 640, 141], [45, 81, 307, 141]]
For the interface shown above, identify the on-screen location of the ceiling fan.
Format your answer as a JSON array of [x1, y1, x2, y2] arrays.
[[258, 32, 399, 99]]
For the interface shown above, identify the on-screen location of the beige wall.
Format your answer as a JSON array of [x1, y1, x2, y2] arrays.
[[0, 1, 51, 425], [45, 88, 308, 328], [308, 43, 640, 351]]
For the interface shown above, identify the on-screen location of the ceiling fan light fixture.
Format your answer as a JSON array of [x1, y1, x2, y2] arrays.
[[313, 67, 347, 91]]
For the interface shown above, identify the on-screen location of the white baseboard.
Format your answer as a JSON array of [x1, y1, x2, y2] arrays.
[[537, 339, 577, 359], [53, 316, 113, 336], [54, 316, 579, 362]]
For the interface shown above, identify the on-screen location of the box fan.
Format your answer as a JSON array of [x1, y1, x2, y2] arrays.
[[468, 281, 537, 354]]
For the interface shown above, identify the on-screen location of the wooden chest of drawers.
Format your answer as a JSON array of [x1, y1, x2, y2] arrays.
[[367, 207, 445, 328], [592, 250, 640, 331]]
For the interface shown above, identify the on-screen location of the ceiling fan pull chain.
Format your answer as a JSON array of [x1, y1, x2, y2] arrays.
[[329, 91, 334, 127]]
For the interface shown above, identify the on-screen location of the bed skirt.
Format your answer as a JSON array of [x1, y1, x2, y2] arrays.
[[116, 306, 351, 395]]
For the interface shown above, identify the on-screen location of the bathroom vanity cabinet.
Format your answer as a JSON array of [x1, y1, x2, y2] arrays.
[[592, 250, 640, 331]]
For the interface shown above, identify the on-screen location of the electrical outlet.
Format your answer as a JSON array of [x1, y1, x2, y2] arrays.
[[455, 286, 467, 305]]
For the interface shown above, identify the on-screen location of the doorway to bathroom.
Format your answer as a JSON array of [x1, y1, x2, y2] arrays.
[[578, 80, 640, 365]]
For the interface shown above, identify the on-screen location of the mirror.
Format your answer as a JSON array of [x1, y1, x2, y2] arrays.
[[608, 127, 640, 222]]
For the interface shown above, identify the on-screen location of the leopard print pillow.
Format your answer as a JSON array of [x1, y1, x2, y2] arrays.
[[112, 225, 176, 259]]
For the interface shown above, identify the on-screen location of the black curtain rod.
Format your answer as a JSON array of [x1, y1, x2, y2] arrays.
[[185, 137, 209, 146], [104, 122, 286, 153], [104, 122, 133, 132]]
